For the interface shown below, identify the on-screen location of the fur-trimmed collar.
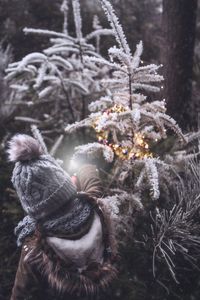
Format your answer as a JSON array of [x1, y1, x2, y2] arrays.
[[24, 199, 118, 298], [25, 239, 117, 297]]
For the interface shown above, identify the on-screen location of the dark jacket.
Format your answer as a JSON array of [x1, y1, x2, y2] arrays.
[[10, 165, 118, 300]]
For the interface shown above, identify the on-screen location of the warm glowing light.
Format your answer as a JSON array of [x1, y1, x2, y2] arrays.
[[93, 104, 153, 161], [69, 159, 80, 172]]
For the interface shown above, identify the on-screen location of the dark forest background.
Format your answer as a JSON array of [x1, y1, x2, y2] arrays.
[[1, 1, 200, 299]]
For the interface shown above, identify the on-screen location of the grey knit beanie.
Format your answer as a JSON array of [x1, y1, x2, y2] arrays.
[[8, 134, 77, 220]]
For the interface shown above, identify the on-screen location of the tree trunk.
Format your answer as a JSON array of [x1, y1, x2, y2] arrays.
[[162, 0, 198, 130]]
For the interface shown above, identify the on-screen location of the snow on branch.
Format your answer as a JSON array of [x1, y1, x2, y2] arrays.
[[64, 116, 95, 133], [72, 142, 114, 162], [159, 113, 187, 143], [6, 53, 47, 73], [108, 46, 131, 68], [99, 191, 143, 240], [88, 97, 113, 112], [99, 194, 120, 220], [99, 0, 131, 56], [84, 55, 122, 70], [145, 158, 160, 200], [50, 134, 64, 156], [132, 83, 161, 93], [31, 125, 48, 154], [132, 41, 143, 69], [72, 0, 83, 41], [23, 28, 74, 41], [85, 29, 114, 41], [61, 0, 69, 34], [136, 64, 162, 72]]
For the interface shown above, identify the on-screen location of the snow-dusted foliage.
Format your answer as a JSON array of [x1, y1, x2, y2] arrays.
[[73, 142, 114, 162], [31, 125, 48, 154], [65, 0, 190, 202], [5, 0, 199, 213], [150, 158, 200, 284], [0, 43, 17, 121], [5, 0, 113, 137], [99, 190, 144, 242]]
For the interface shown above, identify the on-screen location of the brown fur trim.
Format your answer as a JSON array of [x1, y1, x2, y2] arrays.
[[24, 194, 119, 298], [25, 236, 118, 297]]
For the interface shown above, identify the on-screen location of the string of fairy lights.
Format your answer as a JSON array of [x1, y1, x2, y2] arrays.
[[93, 104, 153, 160]]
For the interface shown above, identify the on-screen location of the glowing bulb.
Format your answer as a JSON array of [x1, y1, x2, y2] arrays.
[[69, 159, 80, 172]]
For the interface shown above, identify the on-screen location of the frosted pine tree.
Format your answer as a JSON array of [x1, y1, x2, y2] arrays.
[[5, 0, 113, 146], [65, 1, 200, 290], [66, 0, 186, 200]]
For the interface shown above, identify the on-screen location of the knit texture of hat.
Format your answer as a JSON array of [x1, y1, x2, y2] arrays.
[[8, 134, 77, 220]]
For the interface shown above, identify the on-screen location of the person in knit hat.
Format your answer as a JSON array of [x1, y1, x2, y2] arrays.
[[8, 134, 118, 300]]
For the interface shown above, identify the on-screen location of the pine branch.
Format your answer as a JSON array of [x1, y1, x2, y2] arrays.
[[72, 0, 83, 41], [99, 0, 131, 56], [50, 134, 64, 156], [73, 142, 114, 162], [23, 28, 74, 41], [31, 124, 48, 154], [61, 0, 69, 35]]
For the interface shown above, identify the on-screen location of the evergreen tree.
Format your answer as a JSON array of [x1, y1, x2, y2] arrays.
[[65, 1, 200, 298], [5, 0, 113, 152]]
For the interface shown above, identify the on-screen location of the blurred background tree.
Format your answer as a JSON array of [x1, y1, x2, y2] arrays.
[[162, 0, 198, 130]]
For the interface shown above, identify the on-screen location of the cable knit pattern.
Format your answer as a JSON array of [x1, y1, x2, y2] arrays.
[[12, 154, 77, 220], [8, 135, 103, 249]]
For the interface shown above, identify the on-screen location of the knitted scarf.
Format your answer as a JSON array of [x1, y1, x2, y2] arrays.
[[15, 196, 93, 246]]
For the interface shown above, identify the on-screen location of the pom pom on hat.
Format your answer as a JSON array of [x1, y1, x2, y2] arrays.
[[8, 133, 78, 221], [7, 134, 44, 162]]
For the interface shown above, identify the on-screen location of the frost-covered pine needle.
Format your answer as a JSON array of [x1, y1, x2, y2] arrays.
[[72, 0, 83, 41], [99, 0, 131, 55], [31, 125, 48, 154], [61, 0, 69, 35]]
